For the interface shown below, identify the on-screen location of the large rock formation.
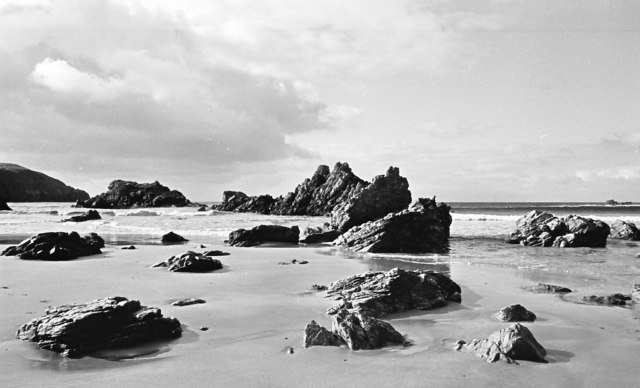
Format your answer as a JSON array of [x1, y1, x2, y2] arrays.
[[0, 163, 89, 202], [16, 296, 182, 357], [61, 210, 101, 222], [78, 180, 189, 209], [609, 220, 640, 240], [457, 323, 547, 364], [333, 198, 452, 253], [507, 210, 610, 247], [227, 225, 300, 247], [326, 267, 461, 318], [1, 232, 104, 261], [0, 198, 11, 211], [151, 251, 223, 272]]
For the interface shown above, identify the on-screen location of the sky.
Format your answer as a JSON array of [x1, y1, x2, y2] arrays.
[[1, 0, 639, 202]]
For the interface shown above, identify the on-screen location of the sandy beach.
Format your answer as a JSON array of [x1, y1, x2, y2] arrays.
[[1, 242, 639, 388]]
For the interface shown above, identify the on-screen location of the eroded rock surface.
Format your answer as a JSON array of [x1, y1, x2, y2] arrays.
[[227, 225, 299, 247], [152, 251, 223, 272], [496, 304, 537, 322], [0, 231, 104, 261], [458, 323, 547, 364], [62, 209, 101, 222], [609, 220, 640, 240], [78, 180, 189, 209]]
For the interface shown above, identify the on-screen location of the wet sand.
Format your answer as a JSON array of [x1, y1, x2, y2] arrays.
[[1, 243, 639, 387]]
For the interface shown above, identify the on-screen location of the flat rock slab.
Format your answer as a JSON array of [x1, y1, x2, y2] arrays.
[[0, 231, 104, 261], [16, 296, 182, 358], [457, 323, 547, 364], [152, 251, 223, 272]]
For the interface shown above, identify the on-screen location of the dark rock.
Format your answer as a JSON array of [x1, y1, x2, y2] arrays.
[[203, 250, 230, 257], [311, 284, 328, 291], [227, 225, 300, 247], [121, 245, 136, 250], [0, 163, 89, 202], [62, 209, 101, 222], [583, 293, 631, 306], [162, 231, 188, 244], [496, 304, 537, 322], [278, 259, 309, 265], [507, 210, 610, 248], [528, 283, 572, 294], [172, 298, 206, 306], [0, 199, 11, 211], [303, 320, 342, 348], [78, 180, 189, 209], [331, 309, 404, 350], [299, 227, 342, 244], [609, 220, 640, 240], [233, 195, 276, 214], [458, 323, 547, 364], [16, 296, 182, 358], [216, 191, 250, 211], [151, 251, 223, 272], [0, 232, 104, 261], [200, 326, 209, 331], [327, 267, 461, 318], [334, 197, 451, 253], [197, 205, 208, 212]]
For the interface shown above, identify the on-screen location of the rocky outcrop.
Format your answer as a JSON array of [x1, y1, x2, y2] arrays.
[[333, 198, 451, 253], [0, 199, 11, 211], [496, 304, 537, 322], [326, 268, 461, 318], [62, 210, 101, 222], [303, 320, 342, 348], [151, 251, 223, 272], [299, 227, 342, 243], [457, 323, 547, 364], [161, 231, 188, 244], [227, 225, 300, 247], [507, 210, 610, 247], [16, 296, 182, 358], [78, 180, 189, 209], [609, 220, 640, 240], [0, 163, 89, 202], [1, 232, 104, 261], [217, 191, 250, 211]]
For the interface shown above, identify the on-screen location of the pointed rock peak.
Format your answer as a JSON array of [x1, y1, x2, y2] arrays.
[[386, 166, 400, 177]]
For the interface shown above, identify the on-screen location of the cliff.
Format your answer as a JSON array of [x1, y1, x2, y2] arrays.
[[0, 163, 89, 202]]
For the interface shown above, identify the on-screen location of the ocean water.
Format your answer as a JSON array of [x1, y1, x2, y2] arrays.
[[1, 202, 639, 295]]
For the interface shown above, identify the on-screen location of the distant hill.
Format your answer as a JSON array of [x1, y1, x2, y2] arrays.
[[0, 163, 89, 202]]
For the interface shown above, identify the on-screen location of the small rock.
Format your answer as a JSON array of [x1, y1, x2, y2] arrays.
[[61, 209, 101, 222], [458, 323, 547, 364], [200, 326, 209, 331], [203, 250, 230, 257], [162, 231, 188, 244], [152, 251, 223, 272], [198, 244, 206, 248], [287, 347, 294, 354], [496, 304, 537, 322], [528, 283, 572, 294], [311, 284, 328, 291], [121, 245, 136, 250], [172, 298, 206, 306]]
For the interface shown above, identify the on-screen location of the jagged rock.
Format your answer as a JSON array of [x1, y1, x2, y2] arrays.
[[609, 220, 640, 240], [172, 298, 206, 306], [0, 163, 89, 202], [458, 323, 547, 363], [0, 232, 104, 261], [151, 251, 223, 272], [16, 296, 182, 358], [162, 231, 188, 244], [62, 209, 101, 222], [331, 309, 404, 350], [227, 225, 299, 247], [303, 320, 342, 348], [507, 210, 610, 247], [203, 250, 230, 257], [528, 283, 572, 294], [334, 198, 451, 253], [327, 267, 461, 318], [78, 180, 189, 209], [582, 293, 631, 306], [330, 167, 411, 233], [496, 304, 537, 322], [0, 199, 11, 211]]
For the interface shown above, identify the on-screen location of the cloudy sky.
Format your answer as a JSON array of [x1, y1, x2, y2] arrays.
[[1, 0, 639, 202]]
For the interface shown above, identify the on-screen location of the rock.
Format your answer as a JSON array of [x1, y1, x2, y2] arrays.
[[233, 195, 276, 214], [0, 199, 11, 211], [507, 210, 610, 248], [331, 309, 404, 350], [216, 191, 250, 212], [197, 205, 208, 212], [333, 197, 451, 253], [151, 251, 223, 272], [528, 283, 572, 294], [0, 232, 104, 261], [78, 180, 189, 209], [326, 267, 461, 318], [582, 293, 631, 306], [172, 298, 206, 306], [609, 220, 640, 240], [278, 259, 309, 265], [311, 284, 328, 291], [227, 225, 300, 247], [303, 320, 342, 348], [330, 166, 412, 233], [121, 245, 136, 250], [16, 296, 182, 358], [0, 163, 89, 202], [631, 284, 640, 303], [162, 231, 188, 244], [203, 250, 230, 257], [200, 327, 209, 331], [496, 304, 537, 322], [61, 209, 101, 222], [299, 227, 342, 244], [458, 323, 547, 363]]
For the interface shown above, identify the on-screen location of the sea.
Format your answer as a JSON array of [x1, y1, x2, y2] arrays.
[[1, 202, 639, 296]]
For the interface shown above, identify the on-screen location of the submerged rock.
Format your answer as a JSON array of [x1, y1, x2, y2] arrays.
[[0, 232, 104, 261], [16, 296, 182, 358], [327, 267, 461, 318], [152, 251, 223, 272], [227, 225, 300, 247], [496, 304, 537, 322], [458, 323, 547, 364], [333, 197, 451, 253], [609, 220, 640, 241], [62, 209, 101, 222], [78, 180, 189, 209], [0, 199, 11, 211], [162, 231, 188, 244]]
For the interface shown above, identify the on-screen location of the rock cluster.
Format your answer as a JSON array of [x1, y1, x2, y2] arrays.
[[496, 304, 537, 322], [1, 232, 104, 261], [16, 296, 182, 358], [227, 225, 300, 247], [609, 220, 640, 240], [507, 210, 610, 247], [151, 251, 223, 272], [62, 209, 101, 222], [333, 198, 452, 253], [0, 163, 89, 202], [457, 323, 547, 363], [78, 180, 190, 209]]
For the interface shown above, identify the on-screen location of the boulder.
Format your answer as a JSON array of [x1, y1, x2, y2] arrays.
[[303, 320, 342, 348], [333, 197, 451, 253], [458, 323, 547, 363], [331, 309, 404, 350], [61, 209, 101, 222], [609, 220, 640, 240], [172, 298, 206, 306], [78, 180, 189, 209], [0, 199, 11, 211], [582, 293, 631, 306], [0, 231, 104, 261], [227, 225, 300, 247], [162, 231, 188, 244], [496, 304, 537, 322], [151, 251, 223, 272], [217, 191, 250, 211], [0, 163, 89, 202], [326, 267, 461, 318], [16, 296, 181, 358], [507, 210, 609, 247]]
